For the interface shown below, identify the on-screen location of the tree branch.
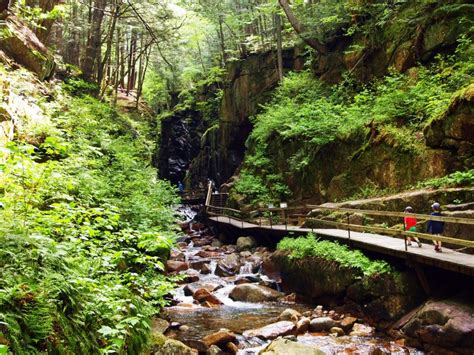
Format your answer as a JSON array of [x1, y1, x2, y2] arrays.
[[278, 0, 327, 54]]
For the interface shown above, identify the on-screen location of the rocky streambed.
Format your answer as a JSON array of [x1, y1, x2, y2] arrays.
[[150, 208, 429, 354]]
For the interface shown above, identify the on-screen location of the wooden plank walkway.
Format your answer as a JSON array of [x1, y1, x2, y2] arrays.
[[208, 216, 474, 277]]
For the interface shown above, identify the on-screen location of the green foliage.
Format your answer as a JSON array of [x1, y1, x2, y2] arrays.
[[232, 45, 474, 204], [0, 79, 179, 353], [277, 234, 392, 276], [62, 78, 99, 96], [417, 169, 474, 189]]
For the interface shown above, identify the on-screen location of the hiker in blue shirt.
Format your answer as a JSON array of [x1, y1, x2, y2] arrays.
[[427, 202, 445, 252], [178, 181, 184, 194]]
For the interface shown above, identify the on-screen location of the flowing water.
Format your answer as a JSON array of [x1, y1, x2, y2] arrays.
[[161, 206, 423, 354]]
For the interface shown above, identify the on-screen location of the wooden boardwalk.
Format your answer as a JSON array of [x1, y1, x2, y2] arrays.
[[208, 215, 474, 277]]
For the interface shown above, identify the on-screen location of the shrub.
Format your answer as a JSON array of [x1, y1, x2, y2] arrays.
[[277, 234, 392, 276]]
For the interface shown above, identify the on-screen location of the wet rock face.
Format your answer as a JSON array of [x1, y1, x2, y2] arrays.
[[158, 48, 306, 188], [157, 108, 206, 185], [402, 299, 474, 353]]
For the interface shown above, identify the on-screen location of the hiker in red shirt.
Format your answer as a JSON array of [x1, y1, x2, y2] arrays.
[[404, 206, 422, 247]]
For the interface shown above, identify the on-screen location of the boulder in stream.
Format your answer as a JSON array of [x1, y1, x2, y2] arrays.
[[166, 260, 189, 273], [349, 323, 375, 337], [215, 263, 235, 277], [401, 299, 474, 353], [259, 338, 325, 355], [309, 317, 336, 332], [151, 332, 196, 355], [296, 317, 310, 334], [236, 236, 257, 251], [178, 269, 200, 283], [279, 308, 301, 322], [193, 288, 223, 306], [170, 249, 186, 261], [243, 320, 296, 340], [340, 316, 357, 331], [184, 282, 219, 296], [201, 264, 212, 274], [152, 317, 169, 334], [202, 330, 237, 347], [207, 344, 226, 355], [229, 284, 284, 303]]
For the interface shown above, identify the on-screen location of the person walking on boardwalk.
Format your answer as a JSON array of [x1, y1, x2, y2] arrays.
[[404, 206, 422, 247], [427, 202, 445, 252]]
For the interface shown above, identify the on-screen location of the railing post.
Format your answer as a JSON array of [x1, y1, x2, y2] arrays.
[[404, 232, 408, 251], [270, 211, 273, 229], [347, 213, 351, 240]]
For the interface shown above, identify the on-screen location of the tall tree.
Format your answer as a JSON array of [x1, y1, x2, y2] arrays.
[[82, 0, 106, 81], [278, 0, 327, 54]]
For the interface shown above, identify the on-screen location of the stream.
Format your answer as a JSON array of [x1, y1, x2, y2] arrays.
[[160, 206, 423, 354]]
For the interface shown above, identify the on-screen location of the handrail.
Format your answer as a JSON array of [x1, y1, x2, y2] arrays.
[[206, 203, 474, 249], [306, 205, 474, 225]]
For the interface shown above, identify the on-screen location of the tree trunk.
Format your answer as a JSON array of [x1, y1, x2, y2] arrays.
[[64, 1, 80, 66], [136, 41, 150, 109], [81, 0, 106, 82], [275, 14, 284, 81], [98, 1, 119, 91], [126, 30, 137, 95], [218, 14, 227, 67], [196, 34, 206, 73], [36, 0, 59, 44], [278, 0, 327, 54]]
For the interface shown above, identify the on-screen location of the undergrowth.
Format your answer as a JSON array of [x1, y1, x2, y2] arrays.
[[0, 69, 179, 353], [417, 169, 474, 189], [277, 234, 392, 277]]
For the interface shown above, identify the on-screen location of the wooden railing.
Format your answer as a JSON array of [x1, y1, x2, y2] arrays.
[[205, 202, 474, 250]]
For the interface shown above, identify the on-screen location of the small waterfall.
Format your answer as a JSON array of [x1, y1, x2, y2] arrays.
[[209, 260, 217, 274], [239, 261, 253, 275]]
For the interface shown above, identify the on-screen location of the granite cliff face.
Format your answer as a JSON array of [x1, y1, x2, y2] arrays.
[[158, 48, 305, 187]]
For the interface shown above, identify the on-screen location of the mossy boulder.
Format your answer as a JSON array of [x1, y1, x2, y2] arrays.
[[271, 250, 357, 300], [0, 14, 55, 80], [424, 84, 474, 162], [270, 250, 423, 324], [150, 332, 196, 355]]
